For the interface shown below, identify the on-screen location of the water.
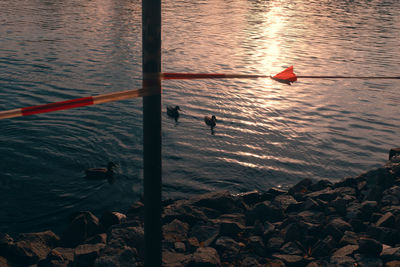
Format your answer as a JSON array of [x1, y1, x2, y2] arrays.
[[1, 0, 399, 234]]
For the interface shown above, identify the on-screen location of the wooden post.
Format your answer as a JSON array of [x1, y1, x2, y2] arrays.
[[142, 0, 162, 265]]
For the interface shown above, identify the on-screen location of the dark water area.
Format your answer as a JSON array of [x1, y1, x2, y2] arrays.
[[1, 0, 400, 234]]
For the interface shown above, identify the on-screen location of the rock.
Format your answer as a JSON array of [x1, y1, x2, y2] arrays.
[[73, 243, 105, 267], [288, 178, 313, 196], [281, 222, 301, 243], [163, 202, 209, 226], [262, 221, 276, 240], [332, 244, 358, 257], [235, 190, 261, 206], [273, 195, 299, 211], [217, 218, 245, 237], [186, 237, 200, 253], [246, 201, 284, 224], [266, 236, 284, 252], [358, 237, 382, 256], [272, 254, 305, 267], [174, 242, 186, 253], [353, 254, 383, 267], [380, 246, 400, 261], [190, 221, 219, 247], [240, 256, 260, 267], [280, 241, 304, 255], [339, 231, 359, 246], [0, 256, 17, 267], [367, 225, 399, 245], [163, 219, 189, 243], [126, 201, 144, 221], [190, 247, 221, 267], [106, 226, 144, 257], [214, 236, 240, 261], [389, 148, 400, 160], [6, 231, 59, 266], [386, 260, 400, 267], [60, 211, 102, 248], [191, 191, 245, 214], [84, 233, 107, 245], [329, 255, 356, 266], [247, 235, 265, 256], [376, 212, 395, 228], [95, 247, 138, 267], [310, 179, 332, 192], [311, 235, 336, 258], [162, 251, 191, 267], [100, 212, 127, 230]]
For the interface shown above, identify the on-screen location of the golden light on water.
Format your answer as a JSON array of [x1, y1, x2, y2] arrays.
[[259, 2, 285, 74]]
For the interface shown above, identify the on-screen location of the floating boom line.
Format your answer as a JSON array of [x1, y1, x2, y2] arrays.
[[0, 87, 151, 120], [1, 66, 400, 120]]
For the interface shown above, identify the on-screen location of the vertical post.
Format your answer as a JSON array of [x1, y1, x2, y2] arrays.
[[142, 0, 162, 265]]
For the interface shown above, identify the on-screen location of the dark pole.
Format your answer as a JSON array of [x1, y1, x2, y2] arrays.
[[142, 0, 162, 265]]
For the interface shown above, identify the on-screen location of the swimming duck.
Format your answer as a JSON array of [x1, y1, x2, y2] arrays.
[[167, 105, 181, 122], [85, 162, 116, 181], [204, 115, 217, 128]]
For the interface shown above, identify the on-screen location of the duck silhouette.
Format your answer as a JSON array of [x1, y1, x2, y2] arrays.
[[85, 162, 117, 183], [167, 105, 181, 122], [204, 115, 217, 134]]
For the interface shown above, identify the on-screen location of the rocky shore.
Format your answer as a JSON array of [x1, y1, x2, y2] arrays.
[[1, 148, 400, 267]]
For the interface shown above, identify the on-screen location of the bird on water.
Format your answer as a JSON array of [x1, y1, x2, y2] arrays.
[[204, 115, 217, 134], [167, 105, 181, 122], [85, 162, 117, 183]]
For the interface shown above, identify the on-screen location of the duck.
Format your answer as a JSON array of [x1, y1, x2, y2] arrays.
[[167, 105, 181, 122], [85, 162, 117, 182], [204, 115, 217, 129]]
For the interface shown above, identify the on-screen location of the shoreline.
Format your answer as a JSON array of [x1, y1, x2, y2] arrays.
[[1, 148, 400, 266]]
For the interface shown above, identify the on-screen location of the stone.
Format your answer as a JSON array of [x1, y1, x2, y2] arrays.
[[126, 201, 144, 221], [60, 211, 102, 248], [162, 251, 191, 267], [381, 246, 400, 261], [191, 191, 245, 214], [99, 212, 127, 230], [163, 202, 209, 226], [288, 178, 313, 196], [174, 242, 186, 253], [376, 212, 395, 228], [186, 237, 200, 253], [311, 235, 336, 258], [246, 201, 284, 224], [190, 221, 219, 247], [190, 247, 221, 267], [6, 231, 60, 266], [266, 236, 284, 252], [74, 243, 105, 267], [218, 219, 245, 237], [358, 237, 382, 256], [235, 190, 261, 206], [106, 226, 144, 257], [95, 247, 138, 267], [332, 245, 358, 257], [84, 233, 107, 245], [280, 241, 304, 255], [215, 236, 240, 261], [272, 254, 304, 267], [248, 235, 266, 256], [386, 260, 400, 267], [353, 254, 383, 267], [339, 231, 359, 246], [389, 148, 400, 160], [273, 195, 299, 211], [329, 255, 356, 266], [163, 219, 190, 243], [281, 222, 301, 243]]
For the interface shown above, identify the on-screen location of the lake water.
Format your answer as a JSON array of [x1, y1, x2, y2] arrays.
[[1, 0, 400, 234]]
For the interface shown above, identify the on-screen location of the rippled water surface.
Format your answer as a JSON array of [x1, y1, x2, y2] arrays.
[[1, 0, 400, 234]]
